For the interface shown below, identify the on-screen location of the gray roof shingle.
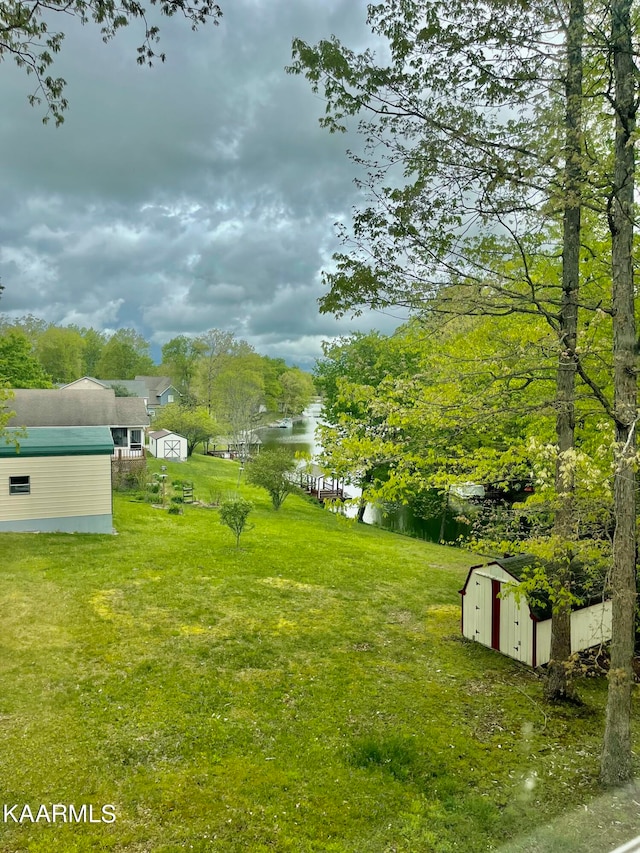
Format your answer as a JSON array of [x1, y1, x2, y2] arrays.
[[6, 389, 149, 428]]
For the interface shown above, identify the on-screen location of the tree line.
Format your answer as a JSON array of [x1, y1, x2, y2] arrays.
[[0, 316, 315, 452]]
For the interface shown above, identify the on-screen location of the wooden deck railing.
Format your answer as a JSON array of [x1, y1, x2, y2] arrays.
[[112, 447, 146, 460]]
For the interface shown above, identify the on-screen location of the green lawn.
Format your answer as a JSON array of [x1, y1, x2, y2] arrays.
[[0, 454, 637, 852]]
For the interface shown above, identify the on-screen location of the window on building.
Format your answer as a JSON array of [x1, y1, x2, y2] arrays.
[[9, 476, 30, 495], [130, 429, 142, 450], [167, 395, 174, 403], [111, 428, 128, 447]]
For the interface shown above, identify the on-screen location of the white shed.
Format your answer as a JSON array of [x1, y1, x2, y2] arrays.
[[148, 429, 188, 462], [460, 557, 611, 667]]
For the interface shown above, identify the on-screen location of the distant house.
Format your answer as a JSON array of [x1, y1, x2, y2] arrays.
[[61, 375, 180, 418], [460, 556, 612, 668], [7, 389, 150, 458], [133, 376, 180, 417], [0, 426, 114, 533], [148, 430, 188, 462]]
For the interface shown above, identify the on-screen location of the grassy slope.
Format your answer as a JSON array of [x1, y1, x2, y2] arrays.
[[0, 454, 637, 852]]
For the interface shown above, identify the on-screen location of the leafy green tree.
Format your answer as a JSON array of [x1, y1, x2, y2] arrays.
[[161, 335, 205, 395], [260, 355, 288, 412], [314, 329, 423, 522], [290, 0, 626, 709], [109, 383, 136, 397], [219, 498, 253, 549], [70, 326, 107, 376], [245, 448, 296, 510], [211, 355, 265, 460], [96, 328, 154, 379], [1, 0, 223, 125], [0, 330, 52, 388], [278, 368, 315, 417], [0, 314, 49, 342], [36, 326, 86, 383], [193, 329, 237, 413], [152, 403, 218, 457]]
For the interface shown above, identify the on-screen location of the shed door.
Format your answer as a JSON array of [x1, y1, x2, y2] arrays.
[[164, 439, 180, 459], [499, 584, 531, 664], [473, 574, 494, 646]]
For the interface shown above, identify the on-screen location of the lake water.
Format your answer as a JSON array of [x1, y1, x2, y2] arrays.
[[262, 403, 473, 543], [260, 402, 324, 458]]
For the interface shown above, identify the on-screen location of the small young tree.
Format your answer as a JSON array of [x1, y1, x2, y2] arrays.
[[245, 448, 296, 510], [219, 498, 253, 549]]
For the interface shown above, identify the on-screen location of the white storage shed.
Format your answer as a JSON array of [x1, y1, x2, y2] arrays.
[[460, 557, 611, 668], [148, 429, 188, 462]]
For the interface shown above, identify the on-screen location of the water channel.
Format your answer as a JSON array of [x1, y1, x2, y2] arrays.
[[260, 402, 473, 543]]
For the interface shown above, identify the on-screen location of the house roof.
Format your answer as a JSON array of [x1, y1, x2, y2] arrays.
[[112, 397, 150, 426], [100, 379, 149, 398], [6, 389, 150, 428], [0, 426, 114, 457], [135, 376, 177, 398]]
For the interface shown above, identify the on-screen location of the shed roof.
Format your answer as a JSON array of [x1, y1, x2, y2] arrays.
[[462, 555, 606, 621], [0, 427, 114, 457], [149, 429, 186, 440]]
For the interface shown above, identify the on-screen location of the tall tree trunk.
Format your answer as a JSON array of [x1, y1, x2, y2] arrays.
[[545, 0, 583, 702], [600, 0, 637, 786]]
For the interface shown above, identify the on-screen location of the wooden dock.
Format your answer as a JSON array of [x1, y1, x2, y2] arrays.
[[296, 467, 345, 503]]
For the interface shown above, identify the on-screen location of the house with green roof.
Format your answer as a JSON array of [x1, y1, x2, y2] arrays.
[[0, 427, 114, 533]]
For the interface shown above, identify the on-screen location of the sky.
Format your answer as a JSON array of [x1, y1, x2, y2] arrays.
[[0, 0, 405, 370]]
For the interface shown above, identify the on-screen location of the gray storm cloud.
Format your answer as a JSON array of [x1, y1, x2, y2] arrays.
[[0, 0, 400, 364]]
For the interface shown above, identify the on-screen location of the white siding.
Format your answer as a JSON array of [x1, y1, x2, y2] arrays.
[[0, 455, 112, 521], [571, 600, 612, 652], [499, 583, 532, 665], [463, 566, 513, 645], [476, 573, 493, 646], [462, 564, 611, 668], [148, 433, 187, 461], [463, 571, 494, 645], [536, 619, 553, 666]]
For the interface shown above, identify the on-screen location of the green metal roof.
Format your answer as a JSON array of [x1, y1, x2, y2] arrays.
[[0, 427, 114, 457]]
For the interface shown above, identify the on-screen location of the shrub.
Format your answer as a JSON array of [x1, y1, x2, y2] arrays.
[[245, 448, 296, 510], [219, 498, 253, 548], [113, 465, 147, 492]]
